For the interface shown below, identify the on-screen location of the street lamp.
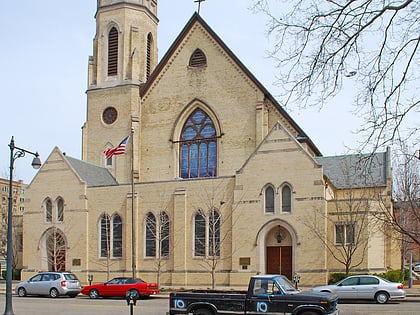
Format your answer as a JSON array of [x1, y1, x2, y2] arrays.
[[4, 137, 41, 315]]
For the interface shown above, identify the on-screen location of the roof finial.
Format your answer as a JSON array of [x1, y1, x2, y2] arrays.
[[194, 0, 206, 15]]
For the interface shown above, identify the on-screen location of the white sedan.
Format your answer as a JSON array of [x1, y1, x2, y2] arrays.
[[311, 275, 406, 304]]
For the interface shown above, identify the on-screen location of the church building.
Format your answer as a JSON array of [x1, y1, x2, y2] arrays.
[[23, 0, 399, 287]]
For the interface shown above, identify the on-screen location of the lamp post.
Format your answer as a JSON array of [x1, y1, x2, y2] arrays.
[[4, 137, 41, 315]]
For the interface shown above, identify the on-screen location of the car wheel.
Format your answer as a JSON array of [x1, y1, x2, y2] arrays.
[[375, 291, 389, 304], [17, 287, 27, 297], [193, 309, 213, 315], [89, 289, 100, 299], [49, 288, 59, 298], [301, 312, 318, 315]]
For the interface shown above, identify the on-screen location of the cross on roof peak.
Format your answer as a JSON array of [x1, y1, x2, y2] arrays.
[[194, 0, 206, 15]]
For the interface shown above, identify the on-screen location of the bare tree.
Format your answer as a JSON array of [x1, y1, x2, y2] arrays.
[[145, 209, 171, 288], [381, 148, 420, 256], [191, 179, 245, 289], [252, 0, 419, 151]]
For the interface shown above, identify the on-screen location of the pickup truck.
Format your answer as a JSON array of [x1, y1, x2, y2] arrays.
[[168, 274, 339, 315]]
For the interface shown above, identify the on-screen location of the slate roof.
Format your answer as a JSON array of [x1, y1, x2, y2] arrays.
[[65, 156, 118, 187], [314, 151, 389, 189]]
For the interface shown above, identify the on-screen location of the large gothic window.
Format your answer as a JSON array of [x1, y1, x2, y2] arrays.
[[46, 227, 66, 271], [180, 109, 217, 178], [108, 27, 118, 76]]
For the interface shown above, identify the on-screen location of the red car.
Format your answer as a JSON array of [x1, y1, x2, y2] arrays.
[[81, 277, 159, 299]]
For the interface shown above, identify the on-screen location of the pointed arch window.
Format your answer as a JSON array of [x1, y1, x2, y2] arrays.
[[189, 48, 207, 67], [159, 212, 170, 257], [145, 212, 170, 258], [100, 214, 111, 258], [281, 185, 292, 213], [264, 186, 275, 213], [99, 213, 123, 258], [146, 33, 153, 80], [108, 27, 118, 76], [112, 214, 123, 257], [45, 198, 52, 222], [180, 108, 217, 178], [46, 227, 66, 271], [194, 209, 221, 257], [57, 197, 64, 222], [145, 212, 156, 257]]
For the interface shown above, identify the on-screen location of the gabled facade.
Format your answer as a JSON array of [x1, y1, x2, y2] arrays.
[[23, 1, 399, 287]]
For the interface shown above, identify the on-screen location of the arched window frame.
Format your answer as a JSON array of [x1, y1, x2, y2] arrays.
[[263, 185, 275, 214], [107, 26, 119, 76], [45, 198, 52, 223], [179, 108, 217, 179], [146, 32, 154, 80], [193, 209, 221, 258], [103, 143, 114, 168], [145, 212, 156, 257], [99, 213, 123, 258], [189, 48, 207, 68], [56, 197, 64, 222], [280, 184, 292, 213], [112, 214, 123, 258], [159, 211, 170, 258], [145, 212, 171, 258]]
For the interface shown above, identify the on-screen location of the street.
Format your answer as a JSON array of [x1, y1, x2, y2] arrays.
[[0, 295, 419, 315]]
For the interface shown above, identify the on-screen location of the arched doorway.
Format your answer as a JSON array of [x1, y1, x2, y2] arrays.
[[266, 225, 292, 280], [256, 221, 296, 281]]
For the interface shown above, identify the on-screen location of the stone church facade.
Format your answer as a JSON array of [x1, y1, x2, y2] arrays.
[[23, 0, 399, 287]]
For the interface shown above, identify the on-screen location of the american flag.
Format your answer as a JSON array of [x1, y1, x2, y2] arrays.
[[104, 135, 130, 159]]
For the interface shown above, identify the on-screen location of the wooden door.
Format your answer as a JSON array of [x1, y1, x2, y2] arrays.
[[266, 246, 292, 280]]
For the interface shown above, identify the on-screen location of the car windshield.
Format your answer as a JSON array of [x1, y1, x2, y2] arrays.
[[275, 276, 297, 292], [64, 274, 79, 281]]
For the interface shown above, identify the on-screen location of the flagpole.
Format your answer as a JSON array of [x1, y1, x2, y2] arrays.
[[131, 127, 136, 278]]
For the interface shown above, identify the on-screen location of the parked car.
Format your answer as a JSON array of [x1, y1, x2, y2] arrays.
[[81, 277, 159, 299], [311, 275, 406, 304], [15, 272, 81, 298], [413, 263, 420, 272]]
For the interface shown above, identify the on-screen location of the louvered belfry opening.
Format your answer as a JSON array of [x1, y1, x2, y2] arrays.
[[108, 27, 118, 76], [146, 33, 152, 80], [189, 48, 207, 67]]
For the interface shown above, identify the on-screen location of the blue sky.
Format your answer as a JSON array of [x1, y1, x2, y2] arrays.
[[0, 0, 362, 183]]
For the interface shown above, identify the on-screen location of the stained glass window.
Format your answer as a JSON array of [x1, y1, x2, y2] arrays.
[[180, 109, 217, 178]]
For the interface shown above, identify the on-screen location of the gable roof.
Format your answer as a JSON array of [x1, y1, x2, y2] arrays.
[[141, 13, 322, 156], [314, 151, 389, 189], [65, 155, 118, 187]]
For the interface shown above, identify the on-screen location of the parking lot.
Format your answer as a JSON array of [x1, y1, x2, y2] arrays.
[[0, 294, 419, 315]]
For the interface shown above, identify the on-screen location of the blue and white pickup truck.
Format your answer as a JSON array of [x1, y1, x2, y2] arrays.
[[168, 274, 339, 315]]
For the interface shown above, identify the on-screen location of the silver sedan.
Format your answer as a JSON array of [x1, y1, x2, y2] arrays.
[[311, 275, 406, 304]]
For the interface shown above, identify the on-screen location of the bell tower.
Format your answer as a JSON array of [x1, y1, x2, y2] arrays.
[[82, 0, 158, 182]]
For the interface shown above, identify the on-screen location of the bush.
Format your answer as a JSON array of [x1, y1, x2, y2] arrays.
[[328, 273, 349, 284], [375, 269, 407, 283]]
